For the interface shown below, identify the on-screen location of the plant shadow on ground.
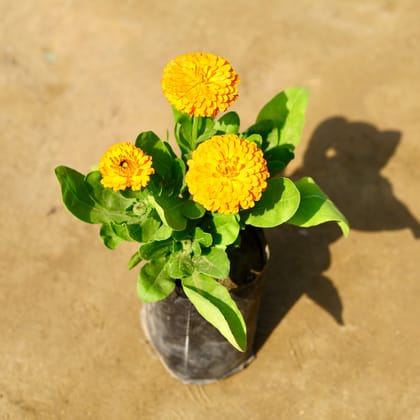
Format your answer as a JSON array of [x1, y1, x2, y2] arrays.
[[255, 116, 420, 352]]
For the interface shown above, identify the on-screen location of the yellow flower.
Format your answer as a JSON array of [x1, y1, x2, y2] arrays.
[[99, 142, 155, 192], [185, 134, 269, 214], [161, 52, 240, 117]]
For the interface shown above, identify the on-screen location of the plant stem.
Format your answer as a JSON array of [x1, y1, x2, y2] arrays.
[[191, 115, 199, 148]]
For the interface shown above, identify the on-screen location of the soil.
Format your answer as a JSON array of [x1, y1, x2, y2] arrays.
[[1, 1, 419, 419]]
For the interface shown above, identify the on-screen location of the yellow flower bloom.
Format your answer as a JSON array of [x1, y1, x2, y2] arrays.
[[99, 142, 155, 192], [185, 134, 269, 214], [161, 52, 240, 117]]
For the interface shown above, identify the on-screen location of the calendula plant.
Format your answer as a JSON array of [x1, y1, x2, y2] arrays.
[[55, 52, 349, 352]]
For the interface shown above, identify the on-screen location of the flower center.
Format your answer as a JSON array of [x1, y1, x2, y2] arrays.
[[119, 160, 129, 169]]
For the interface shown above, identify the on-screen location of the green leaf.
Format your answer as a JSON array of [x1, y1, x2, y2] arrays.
[[127, 212, 172, 243], [182, 272, 247, 351], [172, 106, 188, 125], [173, 108, 193, 156], [256, 87, 309, 149], [181, 200, 206, 219], [256, 92, 288, 127], [288, 177, 350, 236], [55, 166, 100, 223], [193, 227, 212, 248], [192, 241, 202, 256], [55, 166, 140, 224], [167, 251, 194, 278], [100, 222, 139, 249], [214, 111, 240, 134], [135, 131, 174, 178], [99, 223, 123, 249], [192, 247, 230, 279], [110, 223, 133, 241], [149, 195, 188, 231], [243, 119, 274, 140], [139, 238, 173, 260], [278, 87, 309, 148], [244, 133, 263, 148], [211, 213, 240, 246], [172, 229, 192, 242], [120, 188, 148, 200], [196, 117, 216, 142], [85, 171, 136, 211], [137, 258, 175, 302], [128, 249, 143, 270], [264, 144, 295, 176], [168, 158, 186, 196], [244, 178, 300, 228]]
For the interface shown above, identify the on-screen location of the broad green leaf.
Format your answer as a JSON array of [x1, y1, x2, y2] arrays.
[[172, 229, 192, 241], [139, 238, 173, 260], [167, 251, 194, 278], [267, 160, 291, 176], [149, 195, 188, 231], [173, 110, 217, 154], [192, 247, 230, 279], [214, 111, 240, 134], [288, 177, 350, 236], [256, 87, 309, 149], [128, 249, 143, 270], [211, 213, 240, 246], [182, 272, 247, 351], [127, 212, 172, 243], [120, 188, 148, 200], [197, 117, 216, 142], [192, 241, 202, 256], [256, 91, 288, 125], [243, 119, 274, 139], [85, 171, 135, 211], [127, 223, 145, 242], [173, 108, 193, 155], [110, 223, 133, 241], [55, 166, 141, 224], [264, 144, 295, 176], [153, 224, 173, 241], [135, 131, 174, 178], [182, 200, 206, 219], [193, 227, 212, 248], [137, 258, 175, 302], [172, 106, 189, 125], [100, 223, 123, 249], [55, 166, 103, 223], [244, 178, 300, 228], [244, 133, 263, 148], [277, 87, 309, 148], [169, 158, 186, 196]]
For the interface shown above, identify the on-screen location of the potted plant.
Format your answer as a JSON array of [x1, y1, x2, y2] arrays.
[[55, 52, 349, 384]]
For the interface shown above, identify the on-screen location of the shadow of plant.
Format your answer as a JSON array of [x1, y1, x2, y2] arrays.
[[255, 116, 419, 352]]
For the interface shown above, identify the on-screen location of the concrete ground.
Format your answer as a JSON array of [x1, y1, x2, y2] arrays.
[[1, 1, 419, 419]]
